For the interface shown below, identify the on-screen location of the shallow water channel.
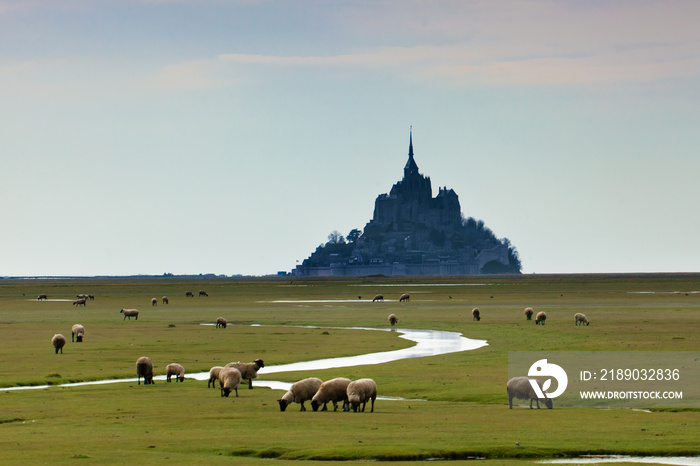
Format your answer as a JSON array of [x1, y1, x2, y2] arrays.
[[4, 326, 488, 393]]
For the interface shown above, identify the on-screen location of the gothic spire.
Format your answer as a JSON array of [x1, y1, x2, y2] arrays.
[[404, 126, 419, 176]]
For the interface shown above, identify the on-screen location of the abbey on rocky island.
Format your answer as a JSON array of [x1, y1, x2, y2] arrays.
[[294, 131, 521, 276]]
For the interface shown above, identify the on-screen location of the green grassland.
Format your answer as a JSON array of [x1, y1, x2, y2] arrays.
[[0, 274, 698, 465]]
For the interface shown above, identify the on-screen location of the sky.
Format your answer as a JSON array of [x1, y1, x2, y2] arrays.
[[1, 0, 699, 277]]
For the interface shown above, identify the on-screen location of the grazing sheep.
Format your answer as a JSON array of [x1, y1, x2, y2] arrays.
[[208, 366, 224, 388], [185, 291, 194, 297], [71, 324, 85, 342], [52, 334, 66, 354], [507, 376, 553, 409], [574, 313, 590, 326], [388, 314, 398, 326], [166, 363, 185, 382], [215, 317, 227, 329], [524, 307, 534, 320], [37, 294, 48, 301], [372, 294, 384, 302], [199, 290, 208, 297], [73, 298, 86, 307], [218, 367, 242, 397], [225, 359, 264, 389], [311, 377, 352, 412], [88, 294, 95, 300], [162, 296, 169, 305], [346, 378, 377, 413], [136, 356, 154, 385], [472, 308, 481, 321], [151, 297, 157, 306], [535, 311, 547, 325], [399, 293, 410, 302], [278, 377, 323, 412], [120, 309, 139, 320], [77, 294, 88, 299]]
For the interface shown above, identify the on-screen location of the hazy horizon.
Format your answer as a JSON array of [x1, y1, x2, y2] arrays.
[[2, 1, 699, 277]]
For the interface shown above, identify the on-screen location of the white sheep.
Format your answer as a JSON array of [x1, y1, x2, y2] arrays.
[[346, 378, 377, 413], [208, 366, 224, 388], [162, 296, 169, 305], [52, 334, 66, 354], [218, 367, 242, 397], [215, 317, 227, 329], [120, 309, 139, 320], [472, 308, 481, 321], [311, 377, 352, 412], [506, 376, 553, 409], [166, 363, 185, 382], [574, 313, 589, 326], [399, 293, 410, 302], [136, 356, 154, 385], [71, 324, 85, 342], [372, 294, 384, 302], [278, 377, 323, 412], [524, 307, 534, 320], [225, 359, 264, 389], [388, 314, 398, 326], [535, 311, 547, 325]]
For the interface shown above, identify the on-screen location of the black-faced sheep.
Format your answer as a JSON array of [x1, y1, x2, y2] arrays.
[[372, 294, 384, 302], [399, 293, 410, 302], [472, 308, 481, 321], [136, 356, 154, 385], [347, 378, 377, 413], [71, 324, 85, 342], [311, 377, 352, 412], [73, 298, 86, 307], [225, 359, 264, 389], [524, 307, 534, 320], [208, 366, 224, 388], [506, 376, 553, 409], [535, 311, 547, 325], [218, 367, 241, 397], [151, 297, 157, 306], [52, 334, 66, 354], [37, 294, 48, 301], [120, 309, 139, 320], [186, 291, 194, 297], [166, 363, 185, 382], [388, 314, 398, 326], [215, 317, 227, 329], [162, 296, 169, 305], [278, 377, 323, 412], [199, 290, 208, 297], [574, 313, 589, 326]]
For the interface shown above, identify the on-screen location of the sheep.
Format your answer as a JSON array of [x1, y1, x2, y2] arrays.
[[472, 308, 481, 321], [311, 377, 352, 412], [73, 298, 86, 307], [218, 367, 242, 397], [88, 294, 95, 300], [399, 293, 410, 302], [186, 291, 194, 297], [136, 356, 154, 385], [208, 366, 224, 388], [52, 334, 66, 354], [71, 324, 85, 342], [524, 307, 534, 320], [151, 297, 157, 306], [506, 376, 553, 409], [535, 311, 547, 325], [388, 314, 398, 326], [372, 294, 384, 302], [37, 294, 48, 301], [77, 294, 88, 299], [166, 363, 185, 382], [225, 359, 264, 389], [215, 317, 227, 329], [199, 290, 208, 297], [120, 309, 139, 320], [574, 313, 590, 326], [278, 377, 323, 412], [162, 296, 169, 305], [346, 378, 377, 413]]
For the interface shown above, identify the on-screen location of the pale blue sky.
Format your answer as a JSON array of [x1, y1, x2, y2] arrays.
[[1, 0, 699, 276]]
